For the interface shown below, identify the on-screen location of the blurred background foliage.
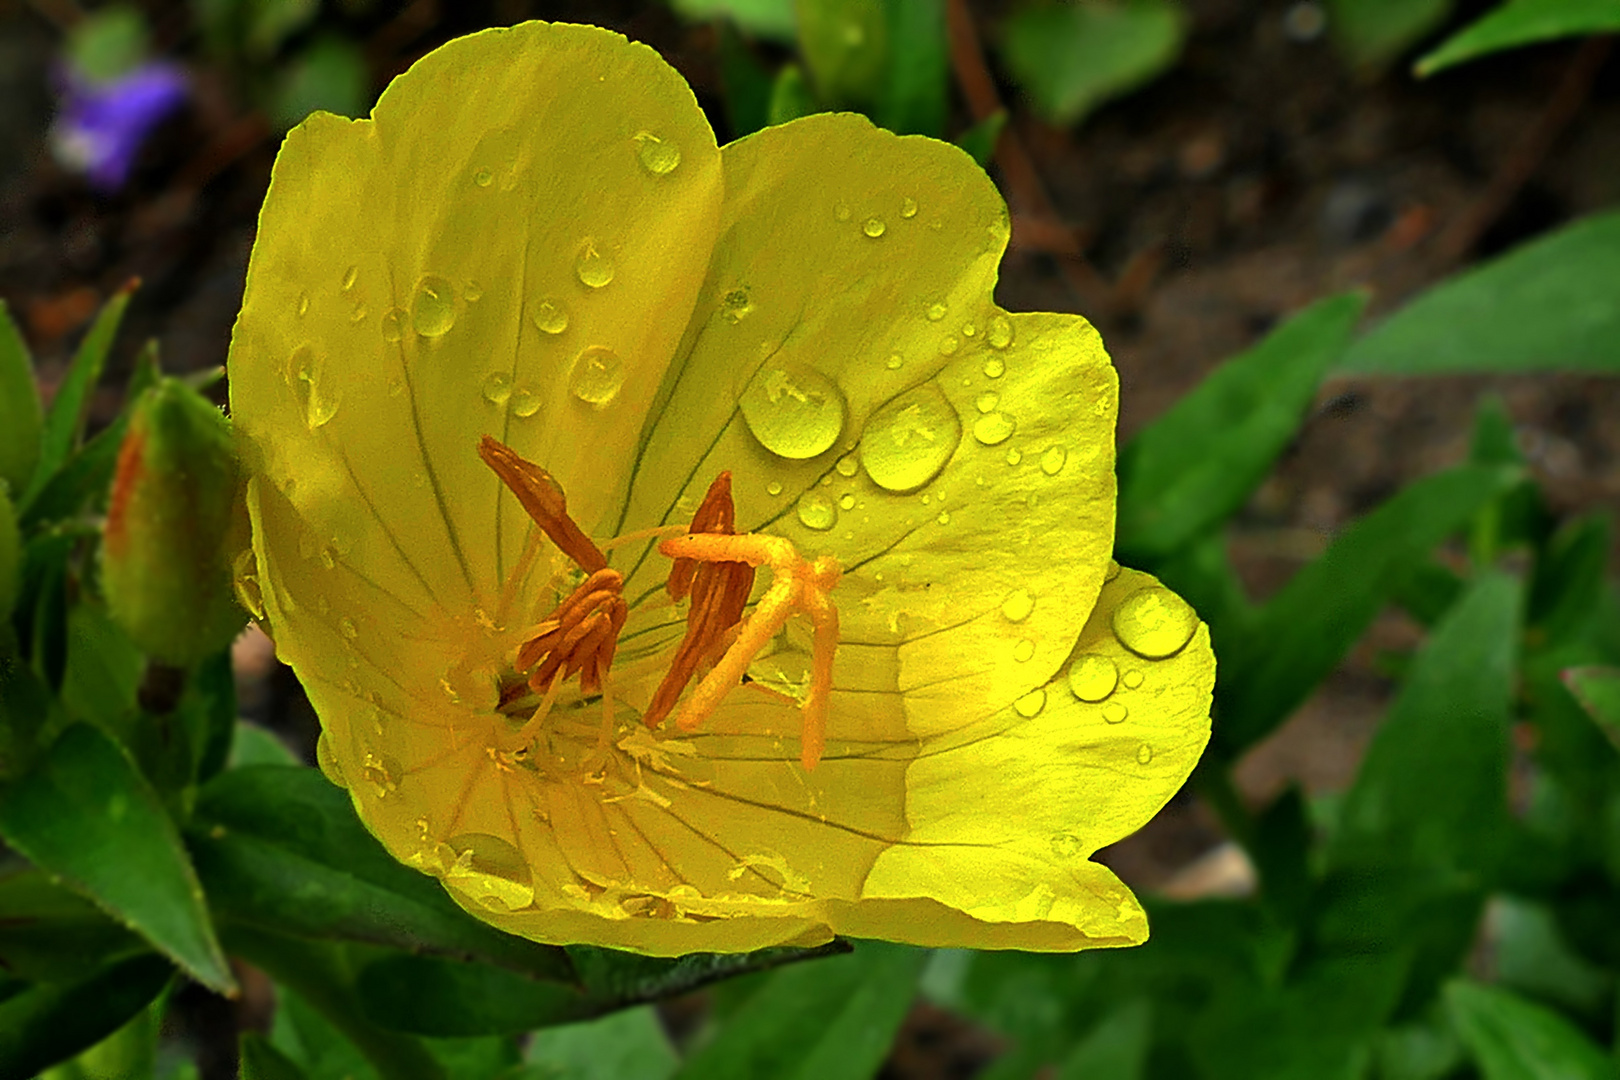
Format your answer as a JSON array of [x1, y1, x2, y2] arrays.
[[2, 0, 1620, 1077]]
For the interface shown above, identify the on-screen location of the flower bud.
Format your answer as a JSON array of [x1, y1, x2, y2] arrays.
[[102, 378, 245, 665]]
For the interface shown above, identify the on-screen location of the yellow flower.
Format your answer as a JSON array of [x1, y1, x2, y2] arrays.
[[226, 21, 1214, 956]]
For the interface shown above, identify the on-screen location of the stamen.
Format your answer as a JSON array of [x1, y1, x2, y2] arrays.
[[478, 436, 607, 573]]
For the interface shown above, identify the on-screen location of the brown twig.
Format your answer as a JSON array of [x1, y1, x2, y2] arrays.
[[1434, 35, 1612, 264]]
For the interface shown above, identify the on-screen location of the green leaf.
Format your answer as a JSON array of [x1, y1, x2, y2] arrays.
[[0, 651, 57, 781], [767, 63, 819, 125], [59, 603, 142, 734], [273, 36, 368, 130], [954, 109, 1006, 168], [227, 720, 300, 768], [1000, 0, 1185, 126], [718, 24, 775, 138], [877, 0, 947, 137], [1565, 666, 1620, 751], [24, 282, 135, 509], [0, 868, 147, 982], [0, 955, 172, 1080], [187, 766, 572, 981], [1056, 999, 1151, 1080], [672, 0, 798, 41], [1489, 897, 1612, 1019], [1326, 0, 1454, 67], [66, 4, 150, 82], [0, 725, 234, 993], [796, 0, 888, 108], [241, 1032, 312, 1080], [1445, 980, 1615, 1080], [0, 299, 43, 499], [1339, 210, 1620, 375], [1529, 514, 1613, 649], [356, 955, 586, 1036], [524, 1006, 678, 1080], [673, 942, 925, 1080], [564, 940, 848, 1009], [1418, 0, 1620, 75], [1216, 464, 1519, 754], [1117, 293, 1365, 562]]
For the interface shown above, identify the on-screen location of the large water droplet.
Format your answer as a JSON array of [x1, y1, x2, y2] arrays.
[[1136, 743, 1154, 765], [1001, 589, 1034, 622], [481, 371, 513, 406], [859, 383, 962, 493], [1050, 833, 1082, 858], [1113, 587, 1198, 660], [634, 131, 681, 175], [1040, 445, 1067, 476], [1014, 688, 1046, 718], [575, 241, 614, 288], [380, 307, 407, 342], [569, 346, 625, 406], [532, 298, 569, 334], [766, 481, 783, 497], [863, 217, 886, 238], [796, 491, 838, 531], [287, 344, 339, 429], [412, 275, 456, 337], [988, 314, 1013, 349], [510, 387, 542, 418], [315, 732, 344, 786], [738, 361, 845, 459], [1103, 701, 1129, 724], [1067, 654, 1118, 702], [444, 833, 535, 912], [973, 412, 1017, 446]]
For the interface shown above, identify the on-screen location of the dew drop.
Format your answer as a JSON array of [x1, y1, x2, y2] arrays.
[[481, 371, 513, 406], [1067, 654, 1118, 702], [863, 217, 886, 238], [463, 280, 483, 303], [569, 346, 625, 406], [767, 481, 784, 497], [796, 491, 838, 531], [297, 293, 309, 317], [1122, 669, 1144, 689], [988, 314, 1014, 349], [349, 303, 367, 324], [939, 335, 960, 356], [962, 322, 977, 338], [1137, 743, 1154, 766], [1005, 447, 1023, 466], [575, 241, 615, 288], [859, 383, 963, 493], [1001, 589, 1035, 622], [339, 617, 358, 640], [885, 353, 903, 370], [473, 167, 493, 187], [836, 455, 860, 478], [976, 391, 1000, 414], [1103, 701, 1129, 724], [1014, 688, 1046, 718], [838, 493, 857, 511], [444, 833, 535, 912], [1050, 833, 1082, 858], [287, 343, 339, 429], [411, 275, 457, 337], [936, 510, 950, 525], [739, 361, 845, 459], [983, 356, 1005, 379], [1040, 445, 1067, 476], [1113, 587, 1198, 660], [634, 131, 681, 175], [721, 287, 753, 324], [341, 265, 358, 291], [361, 751, 403, 797], [834, 202, 852, 221], [380, 307, 408, 342], [510, 388, 542, 418], [973, 412, 1017, 446], [1013, 639, 1035, 663], [315, 732, 344, 786], [926, 302, 947, 322], [901, 196, 918, 219], [532, 298, 569, 334]]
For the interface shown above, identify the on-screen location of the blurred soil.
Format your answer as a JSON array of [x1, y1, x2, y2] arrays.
[[4, 1, 1620, 1075]]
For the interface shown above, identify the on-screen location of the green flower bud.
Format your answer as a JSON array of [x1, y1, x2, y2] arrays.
[[101, 378, 246, 665]]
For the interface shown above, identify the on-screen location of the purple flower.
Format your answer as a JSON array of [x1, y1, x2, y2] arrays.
[[51, 61, 187, 192]]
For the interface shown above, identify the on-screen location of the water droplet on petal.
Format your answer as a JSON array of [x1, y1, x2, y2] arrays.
[[988, 315, 1013, 349], [1137, 743, 1154, 765], [341, 265, 358, 291], [444, 833, 535, 912], [834, 202, 852, 221], [1103, 701, 1129, 724], [884, 353, 903, 371], [936, 510, 950, 525], [926, 302, 947, 322], [380, 307, 407, 342], [412, 275, 456, 337], [1113, 587, 1198, 660], [473, 167, 494, 187], [569, 346, 625, 406], [1014, 688, 1046, 717], [339, 617, 357, 640], [838, 493, 856, 511], [1001, 589, 1034, 622], [463, 280, 483, 302], [767, 481, 783, 497], [860, 383, 962, 493], [315, 732, 344, 786], [287, 344, 339, 429], [361, 751, 402, 797], [510, 387, 542, 418], [796, 491, 837, 530], [634, 131, 681, 175], [1122, 669, 1144, 689], [532, 298, 569, 334], [1005, 447, 1023, 466], [575, 241, 614, 288], [297, 293, 309, 316], [739, 361, 845, 459], [962, 322, 976, 338], [1013, 639, 1035, 663], [976, 392, 999, 414], [863, 217, 886, 238], [1040, 445, 1067, 476], [721, 287, 753, 324], [836, 455, 859, 478], [481, 371, 512, 405], [900, 197, 918, 219], [1050, 833, 1082, 858], [973, 412, 1017, 445], [939, 335, 960, 356], [1068, 654, 1118, 701]]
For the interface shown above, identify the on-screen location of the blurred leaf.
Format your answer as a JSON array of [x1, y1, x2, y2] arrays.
[[1056, 998, 1150, 1080], [187, 651, 237, 783], [1489, 896, 1612, 1019], [248, 0, 319, 56], [1376, 1012, 1465, 1080], [1392, 561, 1467, 628], [1000, 0, 1185, 126], [52, 1002, 160, 1080], [1565, 666, 1620, 750], [422, 1036, 523, 1080], [67, 5, 150, 83], [524, 1006, 678, 1080], [0, 651, 57, 780], [59, 603, 142, 734], [1444, 979, 1615, 1080], [1216, 464, 1518, 755], [241, 1032, 310, 1080], [565, 940, 847, 1010], [675, 0, 798, 41], [187, 766, 572, 980], [0, 299, 42, 498], [718, 24, 775, 138], [1418, 0, 1620, 75], [1467, 397, 1547, 564], [1252, 785, 1311, 920], [1529, 513, 1612, 649], [673, 942, 924, 1080], [24, 282, 135, 509], [877, 0, 947, 137], [356, 955, 585, 1036], [227, 720, 301, 768], [767, 63, 819, 125], [1339, 210, 1620, 375], [273, 36, 368, 130], [0, 868, 146, 982], [1117, 293, 1365, 563], [796, 0, 888, 108], [0, 724, 234, 993], [954, 109, 1006, 168], [1327, 0, 1453, 67], [0, 955, 172, 1080], [0, 488, 17, 630]]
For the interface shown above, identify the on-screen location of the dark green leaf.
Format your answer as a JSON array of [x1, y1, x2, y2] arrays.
[[0, 299, 42, 498], [357, 955, 586, 1036], [524, 1006, 678, 1080], [1117, 293, 1365, 562], [673, 942, 924, 1080], [565, 940, 847, 1009], [1490, 897, 1612, 1020], [24, 282, 134, 508], [1565, 666, 1620, 751], [1466, 396, 1547, 562], [273, 36, 368, 129], [1000, 0, 1185, 126], [0, 724, 233, 993], [877, 0, 947, 137], [953, 110, 1006, 168], [0, 653, 57, 781], [20, 528, 74, 691], [1339, 210, 1620, 375], [1392, 562, 1467, 628], [188, 766, 571, 981], [718, 24, 774, 139], [1418, 0, 1620, 75], [187, 651, 237, 783], [1529, 514, 1612, 649], [0, 868, 147, 982], [1216, 464, 1518, 754], [59, 603, 142, 734], [227, 721, 300, 768], [1445, 980, 1615, 1080], [1251, 785, 1311, 920], [671, 0, 797, 41], [796, 0, 888, 108], [1327, 0, 1454, 67], [1056, 999, 1151, 1080], [0, 954, 172, 1080], [242, 1032, 312, 1080], [767, 63, 819, 126]]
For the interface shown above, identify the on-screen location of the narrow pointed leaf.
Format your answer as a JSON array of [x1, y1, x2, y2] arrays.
[[1566, 667, 1620, 752], [1418, 0, 1620, 75], [0, 299, 42, 498], [1446, 980, 1615, 1080], [0, 954, 172, 1080], [241, 1032, 312, 1080]]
